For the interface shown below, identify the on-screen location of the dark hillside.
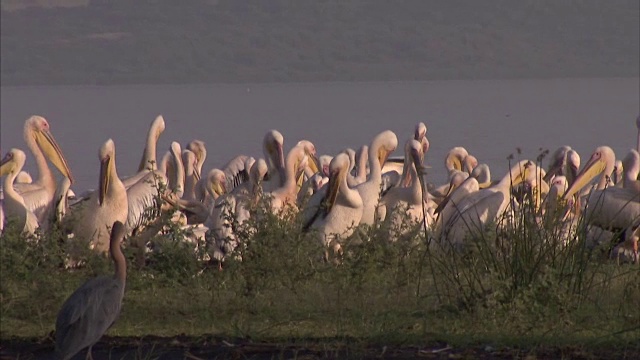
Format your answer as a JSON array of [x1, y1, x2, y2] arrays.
[[1, 0, 638, 85]]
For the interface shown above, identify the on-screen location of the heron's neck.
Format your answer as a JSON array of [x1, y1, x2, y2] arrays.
[[111, 244, 127, 283]]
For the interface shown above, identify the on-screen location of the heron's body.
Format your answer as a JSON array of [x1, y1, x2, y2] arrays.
[[56, 221, 127, 360]]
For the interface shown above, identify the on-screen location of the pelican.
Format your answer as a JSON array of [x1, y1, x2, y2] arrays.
[[439, 160, 538, 250], [221, 155, 251, 192], [207, 159, 267, 262], [181, 149, 201, 201], [444, 147, 470, 175], [266, 144, 310, 213], [621, 149, 640, 192], [196, 168, 227, 208], [544, 146, 580, 187], [123, 115, 165, 188], [636, 114, 640, 154], [262, 130, 286, 192], [318, 155, 333, 178], [14, 116, 74, 223], [56, 220, 126, 360], [69, 139, 128, 254], [296, 140, 321, 177], [0, 149, 39, 235], [379, 139, 434, 240], [304, 153, 363, 256], [433, 175, 480, 239], [16, 171, 33, 184], [563, 146, 640, 231], [355, 130, 398, 226], [186, 139, 207, 178], [353, 145, 368, 185]]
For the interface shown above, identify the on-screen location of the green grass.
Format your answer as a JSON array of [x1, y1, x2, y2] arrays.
[[1, 197, 639, 354]]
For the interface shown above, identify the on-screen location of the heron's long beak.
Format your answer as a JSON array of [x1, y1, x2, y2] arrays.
[[36, 129, 74, 183], [563, 155, 605, 200], [99, 156, 111, 206]]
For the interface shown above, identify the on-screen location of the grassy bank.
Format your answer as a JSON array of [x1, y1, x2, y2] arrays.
[[1, 195, 639, 359]]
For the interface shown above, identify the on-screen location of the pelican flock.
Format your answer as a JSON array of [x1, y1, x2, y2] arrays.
[[1, 114, 639, 267]]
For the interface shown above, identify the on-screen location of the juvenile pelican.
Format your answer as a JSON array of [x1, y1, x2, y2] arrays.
[[69, 139, 128, 254], [14, 116, 74, 223], [304, 153, 363, 254], [0, 149, 39, 235], [355, 130, 398, 226], [56, 221, 127, 360], [564, 146, 640, 231]]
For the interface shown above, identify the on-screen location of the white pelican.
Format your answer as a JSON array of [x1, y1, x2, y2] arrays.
[[70, 139, 128, 254], [186, 139, 207, 178], [16, 171, 33, 184], [544, 146, 580, 187], [433, 175, 480, 239], [318, 155, 333, 178], [379, 139, 434, 240], [444, 147, 469, 175], [123, 115, 165, 188], [354, 145, 368, 185], [621, 149, 640, 192], [207, 159, 268, 262], [266, 144, 310, 213], [304, 153, 363, 255], [56, 220, 126, 360], [439, 160, 538, 250], [221, 155, 251, 191], [0, 149, 39, 235], [181, 149, 201, 201], [14, 116, 74, 223], [564, 146, 640, 231], [355, 130, 398, 226], [196, 168, 227, 208], [262, 130, 286, 192]]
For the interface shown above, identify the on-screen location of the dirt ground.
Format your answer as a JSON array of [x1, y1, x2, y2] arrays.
[[2, 335, 639, 360]]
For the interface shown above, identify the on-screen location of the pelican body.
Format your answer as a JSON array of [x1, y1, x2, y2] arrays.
[[0, 149, 39, 235]]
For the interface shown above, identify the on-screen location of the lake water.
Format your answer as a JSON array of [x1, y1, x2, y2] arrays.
[[1, 78, 638, 194]]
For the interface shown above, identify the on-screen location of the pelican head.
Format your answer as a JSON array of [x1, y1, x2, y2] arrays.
[[251, 158, 269, 185], [206, 169, 227, 198], [186, 139, 207, 169], [24, 115, 74, 183], [414, 122, 427, 142], [622, 149, 640, 182], [445, 147, 469, 173], [564, 146, 616, 199], [613, 160, 624, 185], [471, 163, 491, 188], [0, 148, 27, 177], [182, 149, 201, 182], [297, 140, 321, 174], [324, 153, 350, 216], [263, 130, 285, 182], [98, 139, 116, 206], [566, 149, 580, 185], [319, 155, 333, 177], [373, 130, 398, 167], [463, 155, 478, 173]]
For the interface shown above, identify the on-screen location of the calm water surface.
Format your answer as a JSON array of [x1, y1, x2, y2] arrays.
[[1, 78, 638, 194]]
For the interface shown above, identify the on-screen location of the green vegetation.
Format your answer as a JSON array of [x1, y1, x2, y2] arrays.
[[1, 0, 639, 86], [1, 188, 639, 358]]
